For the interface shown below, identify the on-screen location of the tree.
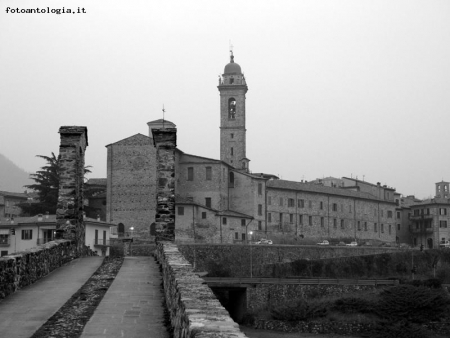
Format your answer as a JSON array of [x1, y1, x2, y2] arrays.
[[19, 153, 91, 216]]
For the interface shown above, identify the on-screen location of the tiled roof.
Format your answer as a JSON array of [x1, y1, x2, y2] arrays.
[[85, 178, 107, 186], [0, 214, 115, 226], [0, 191, 29, 199], [215, 210, 253, 219], [267, 179, 395, 203]]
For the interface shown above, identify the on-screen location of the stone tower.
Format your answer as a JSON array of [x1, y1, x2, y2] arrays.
[[218, 51, 249, 171], [435, 181, 449, 199]]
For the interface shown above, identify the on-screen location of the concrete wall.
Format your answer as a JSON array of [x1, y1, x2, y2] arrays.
[[155, 241, 248, 338], [0, 240, 77, 300]]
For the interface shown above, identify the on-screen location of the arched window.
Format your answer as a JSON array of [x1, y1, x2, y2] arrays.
[[118, 223, 125, 236], [229, 172, 234, 188], [228, 98, 236, 119]]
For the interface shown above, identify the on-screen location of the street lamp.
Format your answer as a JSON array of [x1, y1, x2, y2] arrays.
[[249, 231, 253, 278], [130, 227, 134, 237]]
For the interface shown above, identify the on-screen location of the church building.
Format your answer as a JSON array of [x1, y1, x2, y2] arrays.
[[105, 52, 397, 245]]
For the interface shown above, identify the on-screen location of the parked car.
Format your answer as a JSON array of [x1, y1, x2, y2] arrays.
[[337, 241, 346, 246], [346, 241, 358, 246], [255, 239, 273, 245], [317, 240, 329, 245]]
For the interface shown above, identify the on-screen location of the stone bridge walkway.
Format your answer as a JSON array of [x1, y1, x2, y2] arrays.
[[0, 256, 169, 338], [81, 256, 169, 338]]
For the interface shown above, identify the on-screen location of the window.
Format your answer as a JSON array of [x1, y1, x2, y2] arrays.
[[222, 217, 227, 225], [364, 222, 367, 231], [413, 237, 417, 246], [258, 221, 262, 230], [308, 200, 312, 208], [389, 224, 392, 234], [268, 196, 272, 205], [229, 172, 234, 187], [397, 224, 401, 231], [206, 167, 212, 180], [205, 198, 211, 208], [289, 214, 294, 223], [349, 205, 352, 213], [279, 198, 283, 206], [397, 211, 401, 219], [279, 213, 283, 223], [321, 217, 325, 227], [202, 212, 206, 219], [333, 218, 337, 228], [235, 232, 239, 239], [231, 147, 234, 156], [299, 215, 303, 225], [177, 207, 184, 216], [309, 216, 313, 226], [231, 133, 234, 139], [228, 98, 236, 119], [241, 219, 246, 226], [320, 201, 323, 210], [341, 219, 344, 229], [1, 251, 7, 257], [357, 221, 361, 231], [440, 221, 448, 228], [258, 183, 262, 195], [0, 234, 9, 245], [440, 208, 447, 215], [187, 167, 194, 181], [288, 198, 294, 207], [298, 199, 304, 208], [374, 223, 378, 232], [258, 204, 263, 216], [22, 229, 32, 240], [387, 211, 393, 218], [241, 233, 246, 241], [381, 224, 384, 233], [268, 213, 272, 223], [332, 203, 338, 211]]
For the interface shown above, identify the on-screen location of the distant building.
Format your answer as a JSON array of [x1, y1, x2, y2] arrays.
[[0, 191, 29, 218], [0, 213, 116, 257], [408, 181, 450, 249], [105, 52, 397, 244]]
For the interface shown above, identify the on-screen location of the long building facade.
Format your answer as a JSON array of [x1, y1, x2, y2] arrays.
[[105, 52, 398, 245]]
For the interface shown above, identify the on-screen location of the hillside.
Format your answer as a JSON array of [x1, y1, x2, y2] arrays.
[[0, 153, 33, 192]]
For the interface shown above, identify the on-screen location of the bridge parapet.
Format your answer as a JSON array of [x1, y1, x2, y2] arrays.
[[155, 241, 248, 338], [0, 240, 77, 300]]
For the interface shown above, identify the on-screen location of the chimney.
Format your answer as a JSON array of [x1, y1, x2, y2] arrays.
[[45, 211, 49, 219], [38, 214, 43, 222]]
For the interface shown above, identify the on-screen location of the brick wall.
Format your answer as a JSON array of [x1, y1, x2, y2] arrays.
[[155, 241, 248, 338]]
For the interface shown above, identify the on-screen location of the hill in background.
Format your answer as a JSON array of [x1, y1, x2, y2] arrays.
[[0, 153, 33, 193]]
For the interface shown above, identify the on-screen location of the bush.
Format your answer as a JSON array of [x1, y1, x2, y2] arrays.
[[364, 320, 431, 338], [270, 299, 329, 321], [376, 285, 450, 324], [332, 297, 375, 314]]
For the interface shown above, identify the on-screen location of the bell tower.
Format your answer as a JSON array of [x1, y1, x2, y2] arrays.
[[218, 51, 249, 171]]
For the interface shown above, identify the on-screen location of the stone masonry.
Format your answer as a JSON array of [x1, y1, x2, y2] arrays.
[[152, 128, 177, 241], [56, 126, 88, 254]]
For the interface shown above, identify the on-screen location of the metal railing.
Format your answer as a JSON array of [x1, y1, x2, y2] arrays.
[[94, 239, 110, 246], [37, 238, 54, 245], [203, 277, 399, 286]]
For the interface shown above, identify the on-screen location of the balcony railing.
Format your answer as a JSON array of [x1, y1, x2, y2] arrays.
[[409, 226, 433, 234], [37, 238, 54, 245], [94, 239, 110, 247], [409, 214, 433, 221]]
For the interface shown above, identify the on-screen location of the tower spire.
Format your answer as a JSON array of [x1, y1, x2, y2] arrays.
[[229, 41, 234, 63]]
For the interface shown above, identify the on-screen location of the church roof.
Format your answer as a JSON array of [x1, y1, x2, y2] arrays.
[[224, 53, 242, 75], [147, 119, 176, 126], [105, 133, 151, 147]]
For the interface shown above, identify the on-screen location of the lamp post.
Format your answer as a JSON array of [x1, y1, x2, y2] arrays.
[[130, 227, 134, 237], [249, 231, 253, 278]]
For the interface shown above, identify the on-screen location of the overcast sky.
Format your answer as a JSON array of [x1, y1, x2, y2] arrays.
[[1, 0, 449, 199]]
